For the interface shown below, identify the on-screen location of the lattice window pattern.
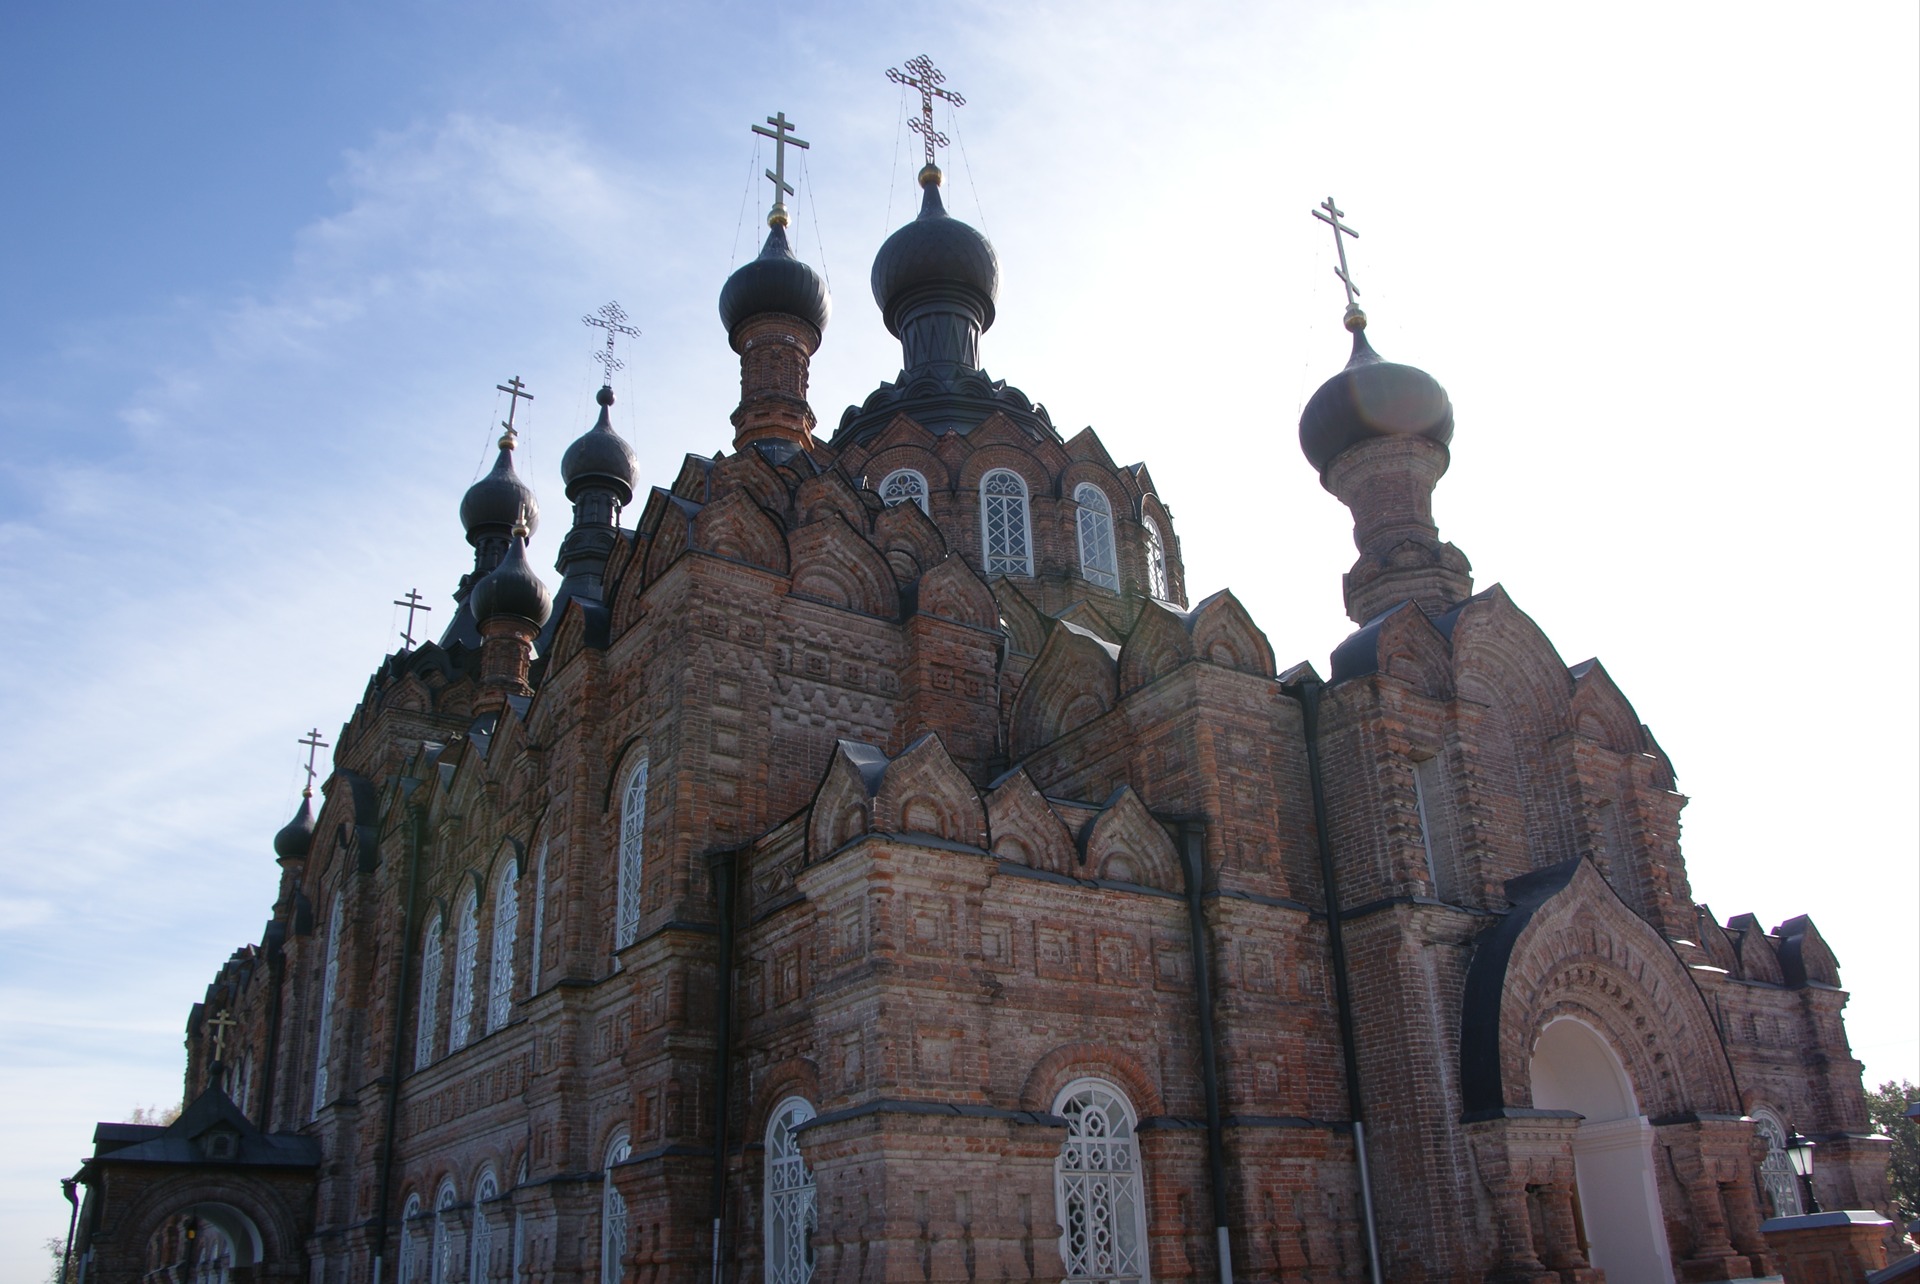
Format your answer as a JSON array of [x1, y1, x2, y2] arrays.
[[981, 469, 1033, 576], [311, 890, 343, 1119], [1755, 1111, 1805, 1219], [397, 1195, 421, 1284], [432, 1183, 457, 1284], [602, 1134, 632, 1284], [488, 863, 518, 1033], [415, 915, 443, 1069], [765, 1098, 819, 1284], [1054, 1080, 1150, 1284], [470, 1171, 497, 1284], [879, 468, 931, 515], [616, 760, 649, 950], [448, 890, 479, 1052], [1075, 484, 1119, 589], [1144, 517, 1169, 601]]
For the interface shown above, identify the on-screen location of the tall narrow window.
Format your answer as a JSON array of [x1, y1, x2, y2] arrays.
[[765, 1098, 819, 1284], [528, 840, 548, 999], [415, 914, 444, 1069], [311, 890, 343, 1119], [1074, 484, 1119, 589], [1143, 517, 1169, 601], [432, 1182, 457, 1284], [981, 469, 1033, 576], [1754, 1111, 1804, 1219], [471, 1170, 498, 1284], [616, 760, 648, 950], [511, 1160, 528, 1282], [1054, 1079, 1149, 1284], [602, 1134, 631, 1284], [448, 888, 479, 1052], [397, 1194, 422, 1284], [488, 862, 518, 1033], [878, 468, 930, 515], [1412, 755, 1460, 901]]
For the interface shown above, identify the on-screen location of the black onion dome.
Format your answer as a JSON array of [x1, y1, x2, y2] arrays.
[[460, 440, 540, 542], [871, 175, 999, 337], [719, 223, 831, 336], [1299, 325, 1454, 474], [273, 794, 315, 860], [469, 533, 552, 627], [560, 386, 638, 503]]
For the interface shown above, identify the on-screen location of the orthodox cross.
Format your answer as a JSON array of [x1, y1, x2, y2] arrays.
[[751, 112, 810, 227], [582, 301, 640, 384], [205, 1010, 239, 1061], [495, 375, 534, 445], [887, 55, 965, 169], [393, 588, 433, 649], [1311, 196, 1361, 308], [297, 728, 330, 796]]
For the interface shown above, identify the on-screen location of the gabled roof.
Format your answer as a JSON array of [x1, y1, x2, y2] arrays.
[[87, 1087, 319, 1169]]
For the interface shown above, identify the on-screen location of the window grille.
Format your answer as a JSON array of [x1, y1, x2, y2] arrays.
[[432, 1183, 457, 1284], [879, 468, 930, 515], [1074, 484, 1119, 589], [471, 1171, 498, 1284], [311, 890, 343, 1119], [765, 1098, 819, 1284], [397, 1195, 421, 1284], [1754, 1111, 1805, 1218], [415, 915, 443, 1069], [528, 840, 548, 998], [448, 890, 479, 1052], [981, 469, 1033, 576], [1144, 518, 1169, 601], [1054, 1080, 1150, 1284], [488, 863, 518, 1033], [616, 760, 648, 950], [602, 1134, 632, 1284]]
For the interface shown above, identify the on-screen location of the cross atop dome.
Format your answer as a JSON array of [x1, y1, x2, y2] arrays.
[[583, 301, 640, 384], [888, 54, 965, 175], [751, 111, 810, 228], [1312, 196, 1366, 329]]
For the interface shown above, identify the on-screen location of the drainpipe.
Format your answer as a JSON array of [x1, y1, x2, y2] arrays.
[[260, 932, 288, 1130], [1176, 820, 1235, 1284], [373, 784, 426, 1284], [708, 850, 739, 1284], [58, 1176, 79, 1284], [1286, 674, 1384, 1284]]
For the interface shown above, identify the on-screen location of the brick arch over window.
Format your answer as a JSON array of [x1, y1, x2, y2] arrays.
[[1020, 1042, 1164, 1118], [1460, 857, 1739, 1122]]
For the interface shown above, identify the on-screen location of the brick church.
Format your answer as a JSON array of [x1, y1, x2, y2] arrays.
[[69, 94, 1893, 1284]]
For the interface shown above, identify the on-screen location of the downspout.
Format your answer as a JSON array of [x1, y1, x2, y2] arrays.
[[708, 850, 739, 1284], [58, 1176, 79, 1284], [1176, 820, 1234, 1284], [260, 928, 289, 1129], [372, 785, 426, 1284], [1287, 674, 1384, 1284]]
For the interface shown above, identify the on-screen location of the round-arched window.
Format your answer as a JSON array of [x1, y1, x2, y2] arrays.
[[616, 759, 649, 951], [1074, 484, 1119, 589], [1053, 1079, 1150, 1284], [981, 469, 1033, 576], [602, 1133, 631, 1284], [470, 1170, 498, 1284], [431, 1182, 457, 1284], [448, 887, 480, 1052], [765, 1097, 819, 1284], [1143, 517, 1169, 601], [487, 860, 518, 1033], [878, 468, 931, 515], [1754, 1109, 1805, 1218]]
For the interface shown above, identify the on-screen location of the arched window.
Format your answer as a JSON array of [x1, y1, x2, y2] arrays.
[[1074, 484, 1119, 589], [616, 760, 648, 951], [488, 861, 518, 1034], [980, 469, 1033, 576], [431, 1182, 457, 1284], [1754, 1110, 1805, 1219], [1143, 517, 1169, 601], [471, 1170, 498, 1284], [511, 1159, 529, 1282], [448, 888, 480, 1052], [188, 1222, 236, 1284], [1053, 1079, 1150, 1284], [415, 914, 444, 1070], [764, 1098, 819, 1284], [311, 889, 343, 1119], [602, 1133, 631, 1284], [528, 839, 549, 999], [397, 1194, 422, 1284], [878, 468, 930, 515]]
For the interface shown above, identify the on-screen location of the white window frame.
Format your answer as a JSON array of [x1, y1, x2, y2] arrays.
[[448, 888, 479, 1052], [878, 468, 930, 515], [1053, 1078, 1150, 1284], [397, 1194, 422, 1284], [1754, 1109, 1805, 1219], [488, 861, 518, 1033], [602, 1133, 632, 1284], [528, 839, 548, 999], [471, 1170, 498, 1284], [980, 468, 1034, 576], [764, 1097, 819, 1284], [415, 914, 444, 1070], [431, 1182, 457, 1284], [1143, 517, 1169, 601], [616, 760, 648, 951], [1074, 483, 1119, 589], [311, 890, 343, 1119]]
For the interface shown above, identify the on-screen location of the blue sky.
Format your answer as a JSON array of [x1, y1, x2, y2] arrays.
[[3, 2, 1916, 1276]]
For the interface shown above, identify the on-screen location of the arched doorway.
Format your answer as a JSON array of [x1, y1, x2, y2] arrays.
[[142, 1202, 265, 1283], [1530, 1017, 1675, 1284]]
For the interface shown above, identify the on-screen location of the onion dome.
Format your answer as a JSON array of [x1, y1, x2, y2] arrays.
[[469, 529, 552, 627], [1299, 312, 1454, 474], [459, 433, 540, 542], [560, 386, 638, 504], [273, 793, 315, 860], [720, 223, 831, 338], [871, 167, 999, 342]]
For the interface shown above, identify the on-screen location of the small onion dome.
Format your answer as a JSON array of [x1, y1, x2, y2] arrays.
[[273, 793, 315, 860], [469, 530, 552, 627], [1299, 314, 1454, 474], [459, 434, 540, 543], [560, 386, 638, 504], [870, 167, 999, 338], [719, 223, 831, 338]]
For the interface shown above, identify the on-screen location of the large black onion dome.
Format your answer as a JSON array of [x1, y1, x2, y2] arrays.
[[273, 793, 315, 860], [1299, 321, 1454, 474], [460, 437, 540, 542], [871, 171, 999, 337], [560, 387, 638, 503], [720, 223, 831, 337], [470, 532, 552, 627]]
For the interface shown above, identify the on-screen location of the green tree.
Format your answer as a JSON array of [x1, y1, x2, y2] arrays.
[[1865, 1078, 1920, 1224]]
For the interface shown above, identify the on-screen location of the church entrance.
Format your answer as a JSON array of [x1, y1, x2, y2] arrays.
[[1530, 1017, 1676, 1284]]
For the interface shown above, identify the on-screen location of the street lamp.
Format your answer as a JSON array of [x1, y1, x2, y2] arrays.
[[1784, 1129, 1821, 1214]]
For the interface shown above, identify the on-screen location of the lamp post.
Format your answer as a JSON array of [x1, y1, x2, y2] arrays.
[[1783, 1129, 1821, 1214]]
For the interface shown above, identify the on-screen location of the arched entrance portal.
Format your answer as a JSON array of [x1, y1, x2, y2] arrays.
[[142, 1201, 265, 1283], [1530, 1017, 1675, 1284]]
